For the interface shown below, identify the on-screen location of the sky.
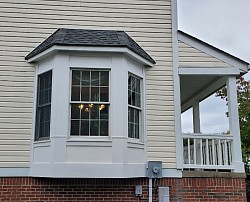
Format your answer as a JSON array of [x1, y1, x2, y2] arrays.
[[177, 0, 250, 133]]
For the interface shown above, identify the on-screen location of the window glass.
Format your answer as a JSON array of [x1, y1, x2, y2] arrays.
[[128, 74, 142, 139], [35, 71, 52, 141], [70, 70, 109, 136]]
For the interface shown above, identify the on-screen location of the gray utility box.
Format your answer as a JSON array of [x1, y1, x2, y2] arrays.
[[147, 161, 162, 179], [158, 187, 170, 202]]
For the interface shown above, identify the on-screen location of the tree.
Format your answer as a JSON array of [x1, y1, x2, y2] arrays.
[[216, 76, 250, 158]]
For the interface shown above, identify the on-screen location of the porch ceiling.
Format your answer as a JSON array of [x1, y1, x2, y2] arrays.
[[180, 75, 225, 112]]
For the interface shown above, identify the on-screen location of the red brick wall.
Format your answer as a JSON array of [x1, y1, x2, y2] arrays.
[[0, 177, 246, 202]]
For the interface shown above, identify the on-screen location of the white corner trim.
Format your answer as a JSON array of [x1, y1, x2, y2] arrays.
[[171, 0, 183, 170], [26, 45, 155, 67], [179, 67, 240, 75], [177, 32, 249, 72]]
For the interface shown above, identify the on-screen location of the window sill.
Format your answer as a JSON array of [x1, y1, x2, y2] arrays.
[[67, 137, 112, 147], [33, 140, 51, 148], [127, 139, 144, 149]]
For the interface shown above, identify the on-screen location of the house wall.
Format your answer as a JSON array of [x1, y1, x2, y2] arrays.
[[0, 177, 246, 202], [0, 0, 175, 169], [178, 41, 232, 67]]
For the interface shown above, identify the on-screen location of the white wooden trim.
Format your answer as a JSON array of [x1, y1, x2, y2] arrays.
[[178, 32, 249, 73], [171, 0, 182, 169], [179, 67, 240, 75], [226, 76, 245, 172], [26, 45, 155, 67], [181, 76, 227, 112]]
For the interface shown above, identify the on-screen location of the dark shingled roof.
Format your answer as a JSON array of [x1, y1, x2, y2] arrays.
[[25, 28, 155, 64]]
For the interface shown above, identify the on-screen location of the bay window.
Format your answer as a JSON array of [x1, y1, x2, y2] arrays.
[[70, 69, 109, 136]]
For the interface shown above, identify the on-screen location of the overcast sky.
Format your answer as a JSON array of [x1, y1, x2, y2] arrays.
[[177, 0, 250, 133]]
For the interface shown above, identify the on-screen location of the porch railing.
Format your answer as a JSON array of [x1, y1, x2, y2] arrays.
[[182, 133, 234, 170]]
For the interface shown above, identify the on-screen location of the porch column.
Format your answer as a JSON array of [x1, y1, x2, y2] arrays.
[[192, 100, 201, 133], [193, 101, 201, 165], [227, 76, 244, 172]]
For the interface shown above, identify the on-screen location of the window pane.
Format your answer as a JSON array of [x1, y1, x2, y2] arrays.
[[72, 70, 80, 85], [39, 91, 44, 105], [128, 75, 131, 90], [81, 87, 89, 101], [128, 90, 131, 105], [39, 122, 45, 138], [132, 91, 136, 106], [81, 71, 90, 86], [90, 120, 99, 136], [44, 121, 50, 138], [91, 71, 99, 86], [90, 104, 99, 119], [100, 71, 109, 86], [128, 107, 134, 123], [71, 86, 80, 101], [135, 93, 141, 108], [91, 87, 99, 102], [71, 104, 80, 119], [81, 105, 89, 119], [135, 78, 140, 93], [81, 120, 89, 136], [131, 76, 135, 92], [100, 120, 108, 136], [135, 109, 139, 124], [128, 123, 134, 138], [100, 105, 108, 120], [100, 87, 109, 102], [71, 120, 79, 136]]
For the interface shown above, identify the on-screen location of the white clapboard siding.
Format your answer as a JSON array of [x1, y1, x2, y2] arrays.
[[0, 0, 176, 168], [178, 41, 232, 67]]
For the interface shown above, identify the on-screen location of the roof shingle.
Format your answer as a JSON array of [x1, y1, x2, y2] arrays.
[[25, 28, 155, 64]]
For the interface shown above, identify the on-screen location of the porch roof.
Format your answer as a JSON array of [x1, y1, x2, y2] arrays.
[[178, 30, 250, 112]]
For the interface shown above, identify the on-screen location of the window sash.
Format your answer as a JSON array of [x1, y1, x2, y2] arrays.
[[70, 69, 110, 137], [35, 70, 52, 141], [128, 74, 142, 139]]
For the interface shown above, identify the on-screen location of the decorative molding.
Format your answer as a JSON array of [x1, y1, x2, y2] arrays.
[[26, 45, 155, 67], [179, 67, 240, 75]]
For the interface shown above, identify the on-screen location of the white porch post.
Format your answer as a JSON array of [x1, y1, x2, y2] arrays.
[[193, 101, 201, 165], [227, 76, 245, 172], [193, 100, 201, 133]]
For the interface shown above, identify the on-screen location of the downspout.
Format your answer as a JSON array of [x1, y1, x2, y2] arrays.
[[148, 178, 153, 202]]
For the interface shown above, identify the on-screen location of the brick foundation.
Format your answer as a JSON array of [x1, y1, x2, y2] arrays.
[[0, 177, 246, 202]]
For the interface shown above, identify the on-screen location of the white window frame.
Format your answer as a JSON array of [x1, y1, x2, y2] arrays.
[[69, 68, 111, 137], [128, 72, 142, 140], [34, 70, 52, 141]]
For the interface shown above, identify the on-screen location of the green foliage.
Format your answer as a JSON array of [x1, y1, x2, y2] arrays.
[[216, 76, 250, 159]]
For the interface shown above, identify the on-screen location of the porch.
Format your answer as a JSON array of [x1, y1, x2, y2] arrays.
[[176, 31, 249, 173]]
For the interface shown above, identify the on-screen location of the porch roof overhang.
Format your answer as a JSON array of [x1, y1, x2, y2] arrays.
[[178, 31, 250, 112]]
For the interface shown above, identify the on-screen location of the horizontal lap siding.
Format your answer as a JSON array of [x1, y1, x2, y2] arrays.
[[0, 0, 175, 168], [178, 41, 232, 67]]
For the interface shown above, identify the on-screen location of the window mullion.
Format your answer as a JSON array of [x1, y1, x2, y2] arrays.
[[89, 71, 92, 136]]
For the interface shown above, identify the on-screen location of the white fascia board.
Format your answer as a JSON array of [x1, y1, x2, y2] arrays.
[[181, 76, 227, 112], [178, 32, 249, 73], [179, 67, 240, 76], [27, 45, 155, 67]]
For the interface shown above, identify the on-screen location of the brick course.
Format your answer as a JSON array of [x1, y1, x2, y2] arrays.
[[0, 177, 246, 202]]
